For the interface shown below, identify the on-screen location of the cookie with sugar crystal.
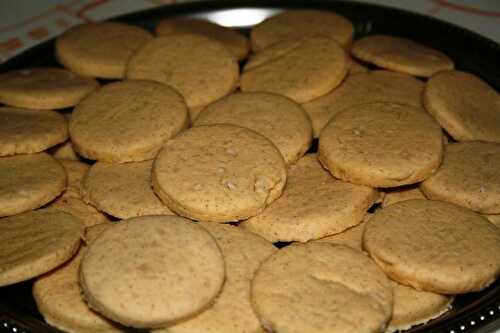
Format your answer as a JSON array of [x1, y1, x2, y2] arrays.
[[251, 243, 393, 333], [318, 102, 443, 188], [80, 215, 225, 328], [0, 68, 99, 109], [240, 37, 348, 103], [364, 199, 500, 294], [69, 80, 188, 163], [152, 124, 287, 222], [351, 35, 454, 77], [0, 153, 66, 217], [126, 34, 239, 109], [423, 70, 500, 143], [0, 208, 83, 287], [250, 9, 354, 51], [0, 107, 68, 156], [56, 22, 153, 79], [81, 160, 173, 219], [420, 142, 500, 214], [195, 92, 312, 165], [241, 154, 379, 242], [302, 70, 424, 137], [156, 18, 249, 60]]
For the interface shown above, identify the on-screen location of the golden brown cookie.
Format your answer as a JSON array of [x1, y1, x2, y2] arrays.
[[484, 214, 500, 227], [244, 38, 301, 72], [58, 159, 89, 200], [69, 80, 188, 163], [56, 22, 153, 79], [313, 220, 366, 250], [319, 102, 443, 188], [51, 197, 112, 228], [49, 140, 80, 161], [351, 35, 454, 77], [382, 185, 426, 208]]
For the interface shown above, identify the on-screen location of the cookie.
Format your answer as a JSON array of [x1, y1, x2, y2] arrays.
[[351, 35, 454, 77], [423, 70, 500, 143], [420, 142, 500, 214], [49, 140, 80, 161], [56, 22, 153, 79], [33, 223, 123, 333], [126, 34, 239, 109], [250, 9, 354, 51], [313, 220, 366, 250], [318, 102, 443, 188], [80, 215, 225, 328], [194, 92, 313, 165], [302, 70, 424, 137], [241, 154, 379, 242], [382, 185, 426, 208], [69, 80, 188, 163], [0, 68, 99, 109], [155, 223, 276, 333], [347, 57, 369, 75], [0, 107, 68, 156], [51, 197, 111, 228], [251, 243, 393, 333], [81, 160, 173, 219], [0, 208, 83, 287], [484, 214, 500, 227], [58, 159, 89, 200], [240, 37, 347, 103], [156, 18, 249, 60], [244, 38, 302, 72], [152, 124, 287, 222], [364, 199, 500, 294], [0, 153, 66, 217]]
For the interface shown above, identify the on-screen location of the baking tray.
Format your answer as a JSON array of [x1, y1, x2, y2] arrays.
[[1, 1, 499, 332]]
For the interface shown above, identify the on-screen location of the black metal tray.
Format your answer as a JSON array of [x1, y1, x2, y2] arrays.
[[1, 1, 499, 333]]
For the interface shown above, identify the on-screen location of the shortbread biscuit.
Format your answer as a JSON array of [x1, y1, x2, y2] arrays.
[[155, 223, 276, 333], [420, 142, 500, 214], [250, 9, 354, 51], [80, 215, 225, 328], [241, 37, 347, 103], [82, 160, 173, 219], [195, 92, 313, 165], [252, 243, 393, 333], [364, 199, 500, 294], [319, 102, 443, 187], [382, 185, 426, 208], [51, 197, 111, 228], [69, 80, 188, 163], [126, 34, 239, 109], [0, 68, 99, 109], [0, 107, 68, 156], [241, 155, 379, 242], [0, 209, 83, 287], [351, 35, 454, 77], [423, 70, 500, 143], [0, 153, 66, 217], [152, 124, 287, 222], [56, 22, 153, 79], [302, 70, 424, 137], [156, 18, 249, 60]]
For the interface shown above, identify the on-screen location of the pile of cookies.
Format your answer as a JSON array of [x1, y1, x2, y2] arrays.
[[0, 8, 499, 333]]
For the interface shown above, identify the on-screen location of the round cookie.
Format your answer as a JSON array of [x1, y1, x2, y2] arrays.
[[152, 124, 287, 222], [126, 34, 239, 109], [69, 80, 188, 163], [363, 199, 500, 294], [351, 34, 454, 77], [58, 159, 89, 200], [420, 142, 500, 214], [81, 160, 173, 219], [51, 197, 112, 228], [241, 154, 380, 242], [250, 9, 354, 51], [56, 22, 153, 79], [318, 102, 443, 188], [80, 215, 225, 328], [382, 185, 426, 208], [0, 68, 99, 109], [154, 223, 276, 333], [194, 92, 313, 165], [0, 208, 83, 287], [302, 70, 425, 137], [156, 18, 249, 60], [0, 153, 66, 217], [251, 243, 393, 333], [0, 107, 68, 156], [423, 70, 500, 143], [240, 36, 348, 103]]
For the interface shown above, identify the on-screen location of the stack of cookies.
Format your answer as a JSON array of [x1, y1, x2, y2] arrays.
[[0, 8, 499, 333]]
